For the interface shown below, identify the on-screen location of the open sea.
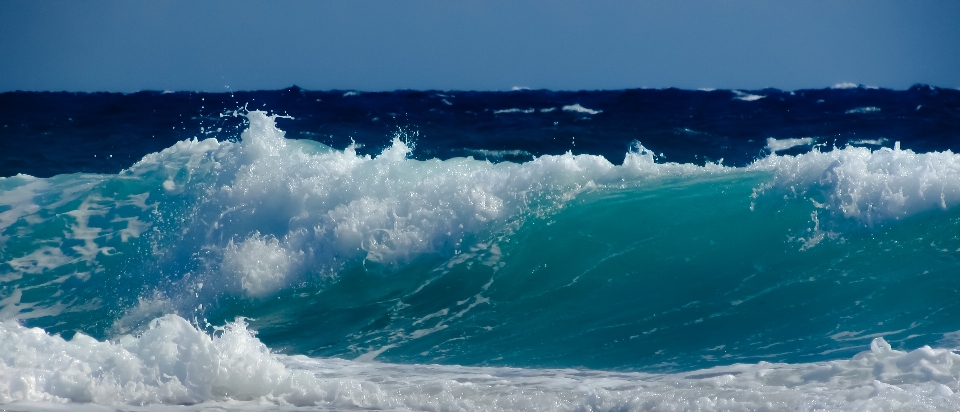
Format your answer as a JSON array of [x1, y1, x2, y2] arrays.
[[2, 85, 960, 411]]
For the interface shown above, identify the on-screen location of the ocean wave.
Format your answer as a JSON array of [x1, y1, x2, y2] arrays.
[[0, 112, 722, 325], [4, 111, 960, 317]]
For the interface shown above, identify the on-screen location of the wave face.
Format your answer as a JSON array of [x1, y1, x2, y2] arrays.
[[3, 87, 960, 410]]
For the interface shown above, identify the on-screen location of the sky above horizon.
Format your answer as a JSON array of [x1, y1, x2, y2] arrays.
[[2, 0, 959, 92]]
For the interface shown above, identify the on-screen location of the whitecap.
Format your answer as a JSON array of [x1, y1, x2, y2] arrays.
[[846, 107, 882, 114], [733, 90, 765, 101], [765, 137, 815, 154], [562, 104, 602, 115]]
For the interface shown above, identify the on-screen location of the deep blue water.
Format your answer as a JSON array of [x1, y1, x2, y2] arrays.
[[3, 86, 960, 409], [4, 85, 959, 178]]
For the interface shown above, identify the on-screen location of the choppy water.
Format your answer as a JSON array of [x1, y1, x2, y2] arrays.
[[3, 85, 960, 411]]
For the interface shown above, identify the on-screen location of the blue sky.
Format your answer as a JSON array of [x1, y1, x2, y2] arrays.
[[2, 0, 959, 92]]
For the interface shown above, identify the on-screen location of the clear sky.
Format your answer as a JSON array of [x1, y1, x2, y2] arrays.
[[2, 0, 959, 92]]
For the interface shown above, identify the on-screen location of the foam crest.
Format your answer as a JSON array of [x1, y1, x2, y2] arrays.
[[3, 315, 960, 410], [752, 144, 960, 227]]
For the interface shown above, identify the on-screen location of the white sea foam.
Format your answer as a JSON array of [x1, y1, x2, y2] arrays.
[[765, 137, 814, 154], [109, 294, 176, 335], [2, 314, 960, 411], [751, 144, 960, 227]]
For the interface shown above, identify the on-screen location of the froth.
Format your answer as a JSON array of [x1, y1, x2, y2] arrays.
[[3, 314, 960, 410], [751, 144, 960, 227], [0, 315, 331, 406], [222, 232, 301, 296]]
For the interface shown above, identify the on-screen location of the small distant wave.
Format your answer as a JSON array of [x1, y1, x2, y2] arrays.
[[462, 148, 534, 160], [732, 91, 765, 101], [832, 83, 879, 90], [562, 104, 602, 115], [765, 137, 814, 154], [848, 138, 889, 146], [493, 108, 535, 114], [833, 82, 860, 89], [846, 107, 882, 114]]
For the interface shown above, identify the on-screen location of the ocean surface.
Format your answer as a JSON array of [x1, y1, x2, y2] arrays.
[[2, 85, 960, 411]]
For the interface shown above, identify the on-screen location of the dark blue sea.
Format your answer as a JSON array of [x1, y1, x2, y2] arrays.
[[2, 85, 960, 410]]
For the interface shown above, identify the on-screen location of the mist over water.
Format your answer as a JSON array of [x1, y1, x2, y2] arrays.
[[3, 87, 960, 410]]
